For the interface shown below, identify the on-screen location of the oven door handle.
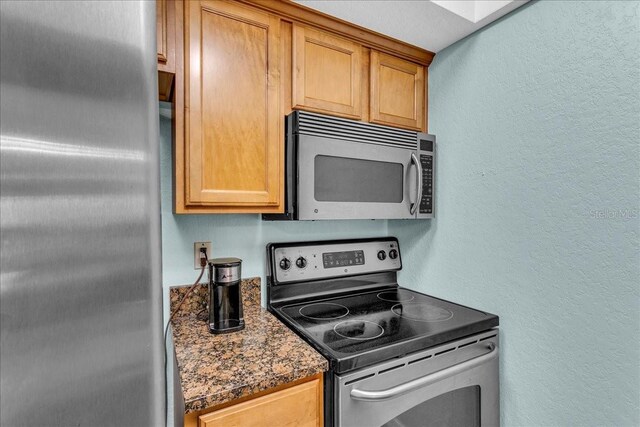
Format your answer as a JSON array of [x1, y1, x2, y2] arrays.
[[350, 343, 497, 402], [409, 152, 422, 216]]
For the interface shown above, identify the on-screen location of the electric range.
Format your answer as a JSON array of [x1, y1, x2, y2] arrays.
[[267, 237, 500, 427]]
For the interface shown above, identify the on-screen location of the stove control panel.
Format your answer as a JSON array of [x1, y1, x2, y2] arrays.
[[323, 250, 364, 268], [271, 238, 401, 284]]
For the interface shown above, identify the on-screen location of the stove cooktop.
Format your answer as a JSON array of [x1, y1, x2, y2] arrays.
[[274, 287, 499, 373], [267, 237, 499, 374]]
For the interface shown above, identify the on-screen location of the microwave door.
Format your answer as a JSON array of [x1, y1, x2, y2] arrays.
[[297, 134, 416, 220]]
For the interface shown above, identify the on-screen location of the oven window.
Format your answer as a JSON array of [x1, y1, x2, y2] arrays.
[[314, 155, 403, 203], [380, 386, 481, 427]]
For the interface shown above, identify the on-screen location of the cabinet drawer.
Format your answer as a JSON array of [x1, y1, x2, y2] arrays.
[[199, 377, 322, 427]]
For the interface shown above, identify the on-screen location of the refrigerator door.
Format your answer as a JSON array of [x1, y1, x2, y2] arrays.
[[0, 1, 164, 426]]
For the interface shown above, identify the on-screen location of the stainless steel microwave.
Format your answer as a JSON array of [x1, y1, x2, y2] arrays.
[[263, 111, 435, 221]]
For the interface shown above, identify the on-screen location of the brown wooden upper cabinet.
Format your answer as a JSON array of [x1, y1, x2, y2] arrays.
[[157, 0, 176, 101], [182, 0, 282, 212], [167, 0, 434, 214], [292, 25, 363, 120], [290, 26, 426, 132], [370, 51, 426, 131]]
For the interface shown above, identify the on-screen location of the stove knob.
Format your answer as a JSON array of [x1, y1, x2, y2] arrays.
[[389, 249, 398, 260], [377, 250, 387, 261], [295, 256, 307, 269], [279, 258, 291, 270]]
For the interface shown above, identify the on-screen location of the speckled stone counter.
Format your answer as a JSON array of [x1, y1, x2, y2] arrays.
[[170, 278, 328, 414]]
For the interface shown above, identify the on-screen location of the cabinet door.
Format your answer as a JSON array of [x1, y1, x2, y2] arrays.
[[185, 0, 282, 209], [292, 25, 362, 119], [199, 377, 322, 427], [157, 0, 174, 70], [370, 51, 425, 131], [157, 0, 176, 101]]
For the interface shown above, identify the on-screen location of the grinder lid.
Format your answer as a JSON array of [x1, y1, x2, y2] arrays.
[[209, 257, 242, 284], [208, 257, 242, 267]]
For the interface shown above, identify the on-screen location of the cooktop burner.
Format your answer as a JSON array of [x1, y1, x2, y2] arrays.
[[391, 303, 454, 322], [333, 320, 384, 340], [299, 302, 349, 320], [376, 289, 415, 302]]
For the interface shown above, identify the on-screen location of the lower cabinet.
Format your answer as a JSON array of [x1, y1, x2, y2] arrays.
[[185, 374, 323, 427]]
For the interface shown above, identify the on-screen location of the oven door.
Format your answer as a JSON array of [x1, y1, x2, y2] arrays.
[[296, 134, 420, 220], [336, 333, 499, 427]]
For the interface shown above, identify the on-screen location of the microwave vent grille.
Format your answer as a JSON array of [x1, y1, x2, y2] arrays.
[[296, 112, 417, 149]]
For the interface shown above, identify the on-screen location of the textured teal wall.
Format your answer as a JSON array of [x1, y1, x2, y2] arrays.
[[390, 1, 640, 426]]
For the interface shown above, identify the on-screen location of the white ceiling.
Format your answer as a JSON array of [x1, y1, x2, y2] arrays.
[[294, 0, 529, 53]]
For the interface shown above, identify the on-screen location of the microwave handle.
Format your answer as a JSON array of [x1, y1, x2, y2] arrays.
[[410, 152, 423, 216]]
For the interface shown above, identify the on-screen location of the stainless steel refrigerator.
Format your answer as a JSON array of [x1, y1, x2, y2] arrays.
[[0, 1, 165, 426]]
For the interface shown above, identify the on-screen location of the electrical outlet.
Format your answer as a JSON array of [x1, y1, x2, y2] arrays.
[[194, 241, 212, 269]]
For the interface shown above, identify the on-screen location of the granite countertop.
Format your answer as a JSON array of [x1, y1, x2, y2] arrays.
[[170, 277, 328, 414]]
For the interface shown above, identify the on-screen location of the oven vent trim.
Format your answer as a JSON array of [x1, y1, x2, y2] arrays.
[[345, 373, 375, 386], [340, 331, 499, 386], [407, 354, 432, 365], [296, 111, 418, 150], [434, 347, 456, 357], [378, 363, 405, 375]]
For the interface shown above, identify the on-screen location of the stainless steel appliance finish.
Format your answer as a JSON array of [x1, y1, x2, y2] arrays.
[[267, 238, 499, 426], [211, 257, 243, 284], [338, 331, 499, 427], [263, 111, 435, 221], [0, 2, 164, 426], [273, 240, 401, 284]]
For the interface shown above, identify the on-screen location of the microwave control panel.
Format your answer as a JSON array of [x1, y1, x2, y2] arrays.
[[419, 154, 433, 214], [418, 136, 435, 216]]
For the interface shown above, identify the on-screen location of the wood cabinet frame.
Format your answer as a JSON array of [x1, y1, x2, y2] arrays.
[[240, 0, 434, 67]]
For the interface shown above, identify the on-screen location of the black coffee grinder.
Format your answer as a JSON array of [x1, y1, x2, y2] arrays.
[[208, 257, 244, 334]]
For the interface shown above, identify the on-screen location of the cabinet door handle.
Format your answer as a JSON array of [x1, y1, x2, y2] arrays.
[[410, 152, 422, 216], [350, 343, 497, 401]]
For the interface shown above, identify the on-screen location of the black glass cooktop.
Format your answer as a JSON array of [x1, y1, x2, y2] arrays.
[[274, 287, 498, 373]]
